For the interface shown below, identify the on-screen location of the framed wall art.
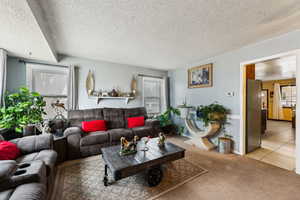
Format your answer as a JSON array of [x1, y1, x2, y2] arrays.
[[188, 63, 213, 88]]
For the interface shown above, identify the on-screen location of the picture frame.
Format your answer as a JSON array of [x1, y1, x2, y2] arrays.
[[188, 63, 213, 88]]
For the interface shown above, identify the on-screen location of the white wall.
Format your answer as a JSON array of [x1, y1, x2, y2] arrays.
[[58, 55, 167, 109], [168, 30, 300, 157]]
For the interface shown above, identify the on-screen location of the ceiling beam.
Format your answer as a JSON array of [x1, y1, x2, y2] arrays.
[[25, 0, 57, 62]]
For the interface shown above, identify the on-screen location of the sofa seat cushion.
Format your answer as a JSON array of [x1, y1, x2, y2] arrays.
[[8, 183, 46, 200], [108, 128, 133, 143], [16, 150, 57, 176], [132, 126, 155, 138], [80, 131, 109, 147], [0, 160, 17, 183]]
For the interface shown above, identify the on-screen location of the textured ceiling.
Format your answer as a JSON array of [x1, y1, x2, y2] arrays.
[[255, 56, 296, 81], [38, 0, 300, 69], [2, 1, 300, 69], [0, 0, 57, 62]]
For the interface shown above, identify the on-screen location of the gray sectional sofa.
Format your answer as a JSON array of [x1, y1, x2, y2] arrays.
[[0, 107, 160, 200], [64, 107, 161, 159], [0, 134, 57, 200]]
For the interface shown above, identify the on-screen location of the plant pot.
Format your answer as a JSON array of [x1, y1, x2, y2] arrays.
[[0, 128, 22, 140], [218, 137, 232, 154], [23, 125, 36, 137]]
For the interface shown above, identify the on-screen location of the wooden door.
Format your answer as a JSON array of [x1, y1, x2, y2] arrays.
[[246, 79, 262, 153]]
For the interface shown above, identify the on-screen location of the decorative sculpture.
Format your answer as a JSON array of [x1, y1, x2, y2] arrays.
[[179, 106, 221, 150], [51, 100, 67, 120], [157, 133, 166, 147], [120, 136, 139, 156], [185, 119, 220, 150]]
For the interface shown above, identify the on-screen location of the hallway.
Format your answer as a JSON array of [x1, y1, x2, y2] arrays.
[[246, 120, 295, 171]]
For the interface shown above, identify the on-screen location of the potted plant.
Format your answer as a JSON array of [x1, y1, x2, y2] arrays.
[[155, 107, 184, 135], [0, 87, 46, 139], [196, 102, 230, 127]]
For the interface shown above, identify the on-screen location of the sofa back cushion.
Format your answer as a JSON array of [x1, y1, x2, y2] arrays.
[[10, 134, 53, 155], [124, 107, 147, 128], [68, 108, 104, 127], [103, 108, 125, 129]]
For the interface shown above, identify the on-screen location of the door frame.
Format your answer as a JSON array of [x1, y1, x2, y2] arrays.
[[239, 50, 299, 156]]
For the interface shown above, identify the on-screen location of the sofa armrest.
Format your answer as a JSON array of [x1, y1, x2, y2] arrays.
[[63, 127, 82, 160], [10, 134, 54, 155], [64, 127, 82, 137], [145, 119, 160, 128]]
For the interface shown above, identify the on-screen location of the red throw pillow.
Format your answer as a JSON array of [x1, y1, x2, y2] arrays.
[[0, 141, 21, 160], [82, 120, 107, 132], [127, 116, 145, 128]]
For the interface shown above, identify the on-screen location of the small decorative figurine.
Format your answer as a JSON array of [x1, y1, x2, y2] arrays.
[[158, 133, 166, 147], [120, 136, 139, 156], [141, 136, 151, 152]]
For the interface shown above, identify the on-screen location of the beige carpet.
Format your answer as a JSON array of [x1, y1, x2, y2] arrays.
[[51, 154, 207, 200]]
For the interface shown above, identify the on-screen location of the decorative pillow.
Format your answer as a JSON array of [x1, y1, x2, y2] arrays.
[[82, 120, 107, 132], [127, 116, 145, 128], [0, 141, 21, 160]]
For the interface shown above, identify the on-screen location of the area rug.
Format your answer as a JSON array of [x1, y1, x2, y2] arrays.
[[50, 155, 207, 200]]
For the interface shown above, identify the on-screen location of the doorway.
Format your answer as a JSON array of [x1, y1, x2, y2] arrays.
[[241, 53, 297, 171]]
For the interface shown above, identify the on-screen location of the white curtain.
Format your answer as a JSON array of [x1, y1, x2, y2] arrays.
[[142, 76, 167, 116], [0, 49, 7, 107], [273, 83, 283, 120], [68, 65, 78, 110]]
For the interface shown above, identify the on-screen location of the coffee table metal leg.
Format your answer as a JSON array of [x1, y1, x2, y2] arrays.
[[103, 164, 109, 186], [147, 165, 163, 187]]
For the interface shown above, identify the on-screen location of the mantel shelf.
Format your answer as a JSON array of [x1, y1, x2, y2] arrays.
[[97, 96, 135, 104]]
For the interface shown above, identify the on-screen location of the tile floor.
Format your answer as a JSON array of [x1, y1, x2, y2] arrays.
[[246, 120, 295, 171]]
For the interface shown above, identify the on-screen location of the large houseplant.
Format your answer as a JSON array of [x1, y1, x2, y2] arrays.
[[155, 107, 184, 135], [196, 102, 230, 127], [0, 87, 46, 138]]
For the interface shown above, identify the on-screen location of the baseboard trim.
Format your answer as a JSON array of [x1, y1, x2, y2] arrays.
[[233, 150, 242, 155]]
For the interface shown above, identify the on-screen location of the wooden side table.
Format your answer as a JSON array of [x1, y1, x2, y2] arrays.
[[53, 134, 67, 163]]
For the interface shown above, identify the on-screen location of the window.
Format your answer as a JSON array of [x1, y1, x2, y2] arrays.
[[281, 85, 296, 107], [26, 63, 68, 119], [142, 76, 166, 117]]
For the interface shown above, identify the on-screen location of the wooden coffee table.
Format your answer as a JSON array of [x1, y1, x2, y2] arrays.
[[101, 138, 185, 187]]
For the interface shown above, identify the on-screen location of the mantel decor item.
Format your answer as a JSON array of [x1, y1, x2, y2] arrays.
[[120, 136, 139, 156], [188, 63, 213, 88], [86, 70, 95, 96], [86, 71, 137, 104]]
